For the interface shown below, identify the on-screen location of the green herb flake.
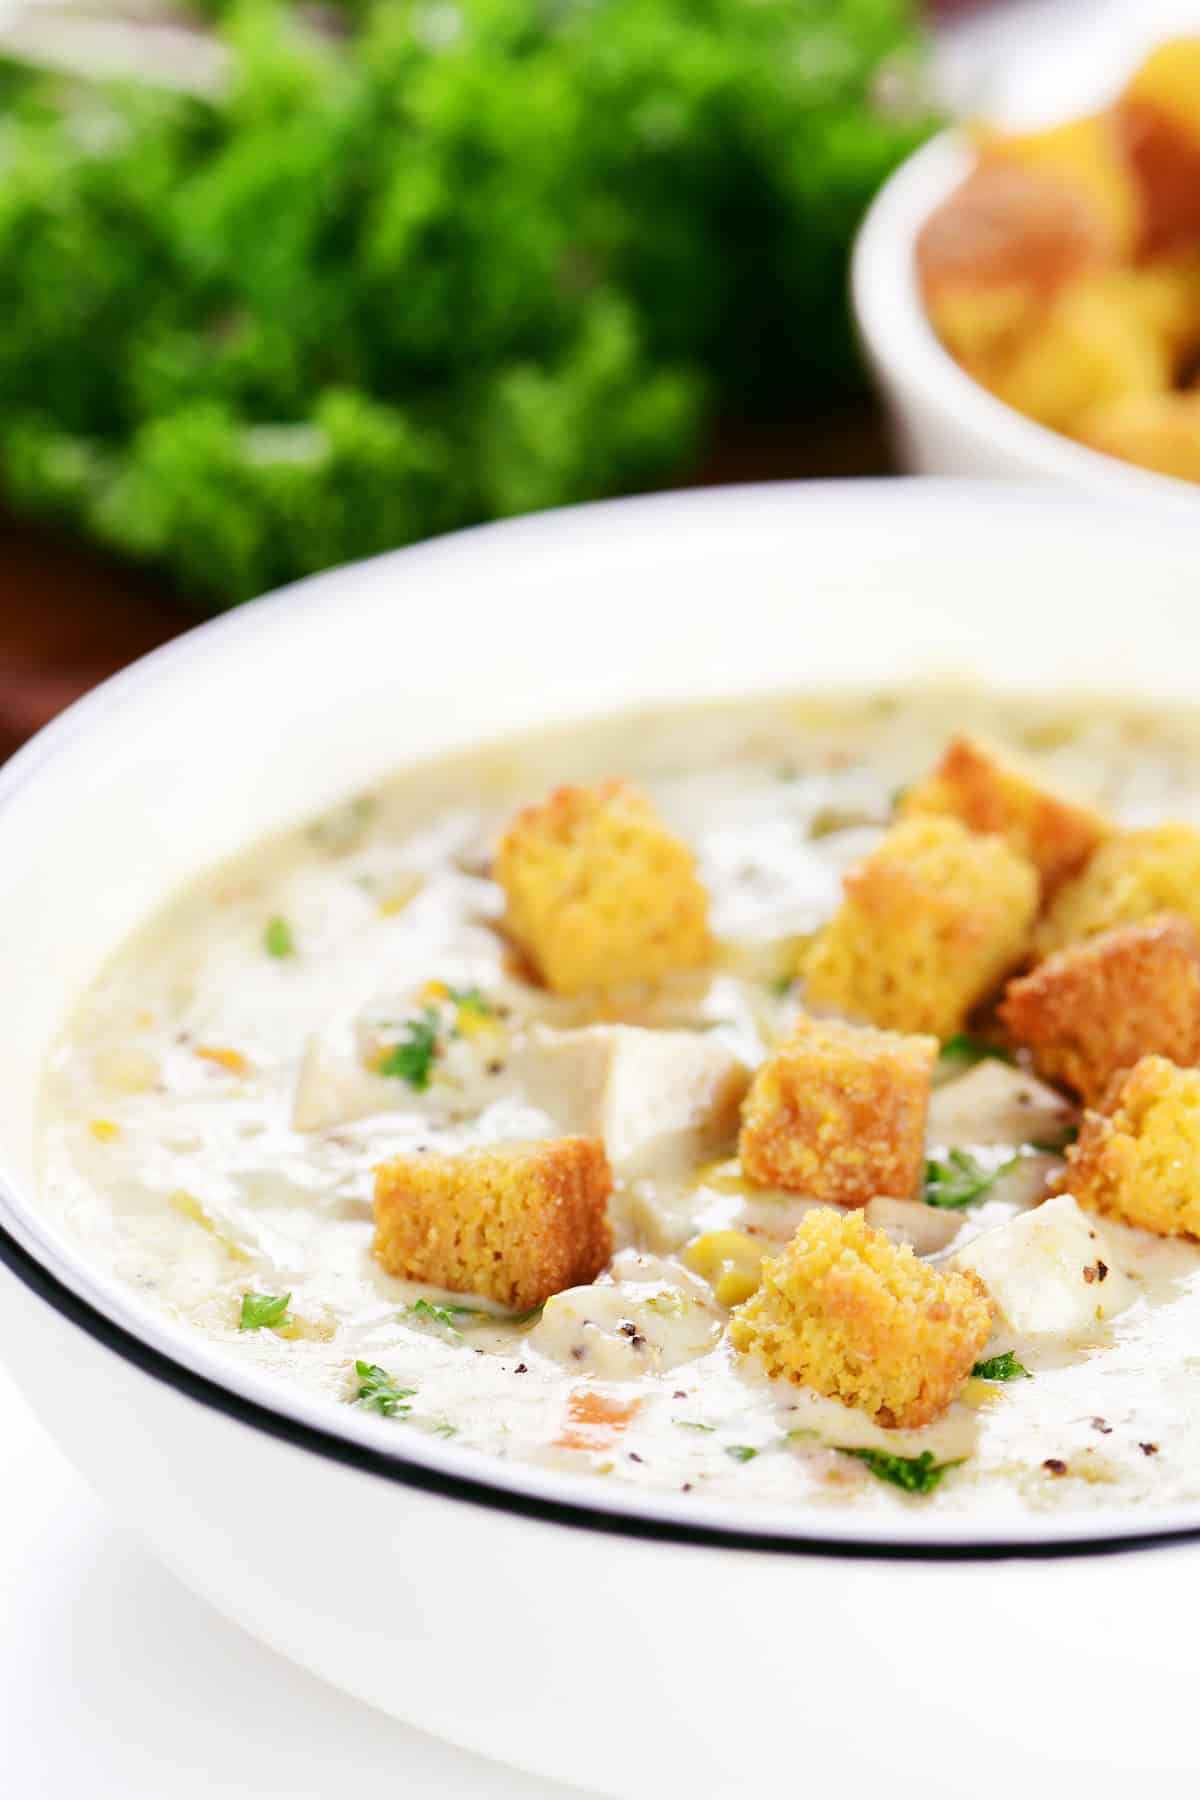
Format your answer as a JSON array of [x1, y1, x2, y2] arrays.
[[972, 1351, 1031, 1382], [840, 1448, 963, 1495], [725, 1444, 759, 1463], [409, 1297, 480, 1332], [447, 985, 494, 1025], [239, 1291, 292, 1331], [937, 1034, 1015, 1072], [771, 975, 794, 997], [924, 1148, 1018, 1210], [353, 1360, 416, 1418], [676, 1420, 715, 1432], [378, 1008, 441, 1090], [263, 914, 296, 958]]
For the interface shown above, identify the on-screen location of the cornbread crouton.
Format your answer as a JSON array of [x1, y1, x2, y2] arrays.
[[1054, 1055, 1200, 1239], [977, 115, 1142, 259], [512, 1024, 749, 1176], [738, 1015, 936, 1204], [948, 1194, 1133, 1334], [803, 817, 1039, 1037], [1035, 823, 1200, 955], [901, 734, 1109, 898], [494, 780, 712, 995], [1002, 915, 1200, 1104], [1077, 389, 1200, 482], [1117, 39, 1200, 251], [729, 1207, 993, 1429], [374, 1137, 613, 1310]]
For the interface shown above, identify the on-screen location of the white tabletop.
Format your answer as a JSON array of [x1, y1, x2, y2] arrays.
[[0, 1364, 579, 1798]]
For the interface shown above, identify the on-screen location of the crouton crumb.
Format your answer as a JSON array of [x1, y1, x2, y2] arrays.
[[730, 1208, 993, 1429], [1002, 914, 1200, 1104], [803, 816, 1039, 1037], [1054, 1054, 1200, 1239], [901, 733, 1109, 897], [494, 779, 712, 994], [1036, 823, 1200, 956], [739, 1014, 936, 1204], [374, 1137, 613, 1310]]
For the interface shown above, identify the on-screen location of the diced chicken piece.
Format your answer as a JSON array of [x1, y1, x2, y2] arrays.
[[293, 1026, 396, 1131], [529, 1253, 720, 1378], [949, 1194, 1133, 1337], [863, 1196, 964, 1258], [926, 1058, 1076, 1150], [511, 1024, 749, 1177]]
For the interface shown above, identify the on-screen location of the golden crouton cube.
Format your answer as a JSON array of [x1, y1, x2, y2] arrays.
[[902, 734, 1109, 899], [804, 817, 1039, 1038], [1002, 915, 1200, 1105], [982, 271, 1171, 435], [1036, 824, 1200, 956], [374, 1137, 613, 1310], [978, 115, 1142, 258], [738, 1016, 936, 1205], [1118, 39, 1200, 251], [729, 1207, 993, 1429], [1054, 1055, 1200, 1239], [1077, 390, 1200, 484], [494, 780, 712, 994]]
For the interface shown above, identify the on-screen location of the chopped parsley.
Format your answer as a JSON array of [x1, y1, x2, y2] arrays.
[[840, 1448, 963, 1495], [676, 1420, 716, 1432], [263, 914, 295, 958], [972, 1351, 1031, 1382], [409, 1297, 480, 1332], [239, 1291, 292, 1331], [378, 1008, 441, 1089], [725, 1444, 759, 1463], [924, 1148, 1018, 1209], [937, 1033, 1014, 1073], [353, 1360, 416, 1418]]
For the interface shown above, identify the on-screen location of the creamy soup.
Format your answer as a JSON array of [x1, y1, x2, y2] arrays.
[[37, 692, 1200, 1527]]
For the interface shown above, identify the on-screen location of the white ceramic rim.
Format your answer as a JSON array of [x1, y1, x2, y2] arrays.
[[4, 478, 1200, 1560], [851, 127, 1200, 511]]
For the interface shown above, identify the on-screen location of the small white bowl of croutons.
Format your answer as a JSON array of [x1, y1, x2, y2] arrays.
[[853, 37, 1200, 504]]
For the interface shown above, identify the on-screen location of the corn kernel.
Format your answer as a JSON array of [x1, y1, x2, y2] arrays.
[[88, 1119, 119, 1143]]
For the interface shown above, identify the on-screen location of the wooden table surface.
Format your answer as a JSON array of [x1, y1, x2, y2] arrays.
[[0, 406, 893, 763]]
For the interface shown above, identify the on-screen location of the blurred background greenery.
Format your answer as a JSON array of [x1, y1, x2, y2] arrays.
[[0, 0, 939, 611]]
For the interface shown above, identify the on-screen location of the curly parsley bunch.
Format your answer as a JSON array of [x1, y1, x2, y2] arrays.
[[0, 0, 935, 606]]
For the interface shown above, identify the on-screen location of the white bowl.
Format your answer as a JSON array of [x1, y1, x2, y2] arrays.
[[852, 129, 1200, 510], [2, 481, 1200, 1797]]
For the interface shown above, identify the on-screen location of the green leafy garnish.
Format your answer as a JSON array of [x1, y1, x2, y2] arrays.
[[429, 1421, 458, 1439], [840, 1448, 963, 1495], [725, 1444, 759, 1463], [409, 1297, 479, 1332], [937, 1034, 1015, 1072], [353, 1361, 416, 1418], [924, 1148, 1018, 1209], [972, 1351, 1031, 1382], [239, 1291, 292, 1331], [771, 975, 794, 997], [676, 1420, 715, 1432], [378, 1008, 441, 1090], [263, 914, 295, 958]]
